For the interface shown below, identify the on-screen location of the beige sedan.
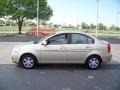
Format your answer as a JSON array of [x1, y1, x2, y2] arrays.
[[12, 32, 112, 70]]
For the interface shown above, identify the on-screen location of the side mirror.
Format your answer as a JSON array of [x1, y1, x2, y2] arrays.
[[33, 40, 38, 44], [42, 41, 47, 46]]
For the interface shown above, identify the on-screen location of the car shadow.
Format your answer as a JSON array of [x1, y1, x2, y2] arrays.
[[35, 63, 120, 71], [37, 64, 87, 71], [100, 63, 120, 70], [0, 63, 120, 71]]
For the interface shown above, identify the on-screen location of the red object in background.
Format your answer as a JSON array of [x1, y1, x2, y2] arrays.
[[31, 27, 55, 36]]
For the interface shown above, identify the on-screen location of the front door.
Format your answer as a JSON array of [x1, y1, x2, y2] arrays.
[[40, 33, 69, 63]]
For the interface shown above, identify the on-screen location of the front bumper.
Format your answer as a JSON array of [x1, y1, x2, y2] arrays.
[[11, 51, 20, 63]]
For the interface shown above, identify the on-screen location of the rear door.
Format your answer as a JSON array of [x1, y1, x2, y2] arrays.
[[68, 33, 95, 63]]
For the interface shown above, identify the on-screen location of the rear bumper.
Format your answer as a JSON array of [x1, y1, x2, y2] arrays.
[[102, 54, 112, 62]]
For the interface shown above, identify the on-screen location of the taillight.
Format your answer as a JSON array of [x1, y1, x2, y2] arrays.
[[108, 44, 111, 53]]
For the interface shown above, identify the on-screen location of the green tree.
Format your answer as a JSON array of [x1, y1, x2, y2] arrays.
[[76, 24, 80, 29], [0, 20, 5, 25], [98, 23, 107, 30], [109, 25, 120, 31], [24, 20, 35, 26], [90, 23, 95, 29], [116, 27, 120, 31], [40, 20, 47, 26], [98, 23, 103, 30], [81, 22, 89, 29], [109, 25, 115, 30], [0, 0, 53, 34], [48, 23, 53, 27]]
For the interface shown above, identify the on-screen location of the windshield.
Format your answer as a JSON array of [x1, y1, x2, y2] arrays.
[[35, 33, 56, 44]]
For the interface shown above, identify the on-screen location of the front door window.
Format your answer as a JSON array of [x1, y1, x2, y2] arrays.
[[47, 34, 68, 45]]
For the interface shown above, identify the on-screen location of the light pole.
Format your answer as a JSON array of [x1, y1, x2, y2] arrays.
[[117, 11, 120, 30], [37, 0, 39, 36], [96, 0, 99, 37]]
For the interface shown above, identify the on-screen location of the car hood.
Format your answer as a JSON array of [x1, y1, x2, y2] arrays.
[[13, 41, 37, 50]]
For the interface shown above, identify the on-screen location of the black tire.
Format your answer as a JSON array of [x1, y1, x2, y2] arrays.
[[20, 54, 38, 69], [86, 55, 101, 70]]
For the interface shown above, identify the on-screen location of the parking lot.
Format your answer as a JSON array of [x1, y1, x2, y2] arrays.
[[0, 36, 120, 90]]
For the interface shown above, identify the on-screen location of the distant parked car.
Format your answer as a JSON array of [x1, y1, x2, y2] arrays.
[[12, 32, 112, 70]]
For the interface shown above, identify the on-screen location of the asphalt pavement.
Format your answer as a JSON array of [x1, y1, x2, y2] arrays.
[[0, 35, 43, 42], [0, 35, 120, 90]]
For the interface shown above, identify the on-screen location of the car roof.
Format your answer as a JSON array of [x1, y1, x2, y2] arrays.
[[54, 31, 95, 38], [55, 31, 90, 35]]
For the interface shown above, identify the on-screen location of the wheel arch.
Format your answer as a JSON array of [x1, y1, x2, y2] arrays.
[[19, 53, 38, 64], [85, 54, 102, 63]]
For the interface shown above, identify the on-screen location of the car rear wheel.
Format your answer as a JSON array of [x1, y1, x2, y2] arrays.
[[20, 54, 38, 69], [86, 55, 101, 70]]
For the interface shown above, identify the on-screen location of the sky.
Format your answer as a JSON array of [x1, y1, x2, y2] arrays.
[[47, 0, 120, 26]]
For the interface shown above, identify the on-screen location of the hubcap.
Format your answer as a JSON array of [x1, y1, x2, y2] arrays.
[[89, 58, 99, 69], [23, 57, 34, 68]]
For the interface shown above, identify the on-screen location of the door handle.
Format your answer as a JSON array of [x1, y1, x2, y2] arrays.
[[86, 45, 92, 48], [60, 46, 64, 49], [60, 46, 66, 50]]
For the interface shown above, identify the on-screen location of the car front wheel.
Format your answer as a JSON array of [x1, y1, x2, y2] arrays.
[[20, 54, 38, 69]]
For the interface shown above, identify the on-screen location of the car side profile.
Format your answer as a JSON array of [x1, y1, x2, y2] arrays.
[[12, 32, 112, 70]]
